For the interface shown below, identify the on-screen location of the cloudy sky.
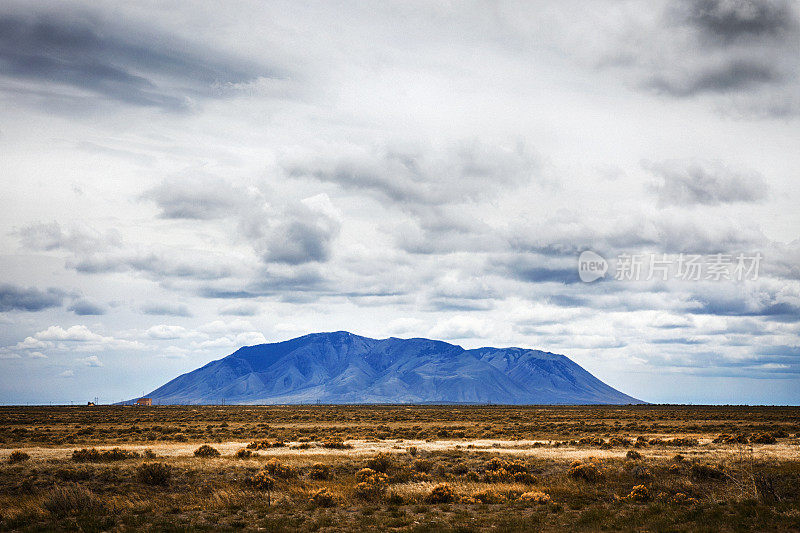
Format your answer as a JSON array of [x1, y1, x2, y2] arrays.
[[1, 0, 799, 405]]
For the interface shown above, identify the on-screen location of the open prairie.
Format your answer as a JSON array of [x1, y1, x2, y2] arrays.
[[1, 405, 799, 532]]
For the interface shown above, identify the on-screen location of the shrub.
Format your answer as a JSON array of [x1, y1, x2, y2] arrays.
[[407, 446, 418, 456], [309, 488, 336, 507], [308, 463, 330, 480], [366, 452, 392, 473], [632, 465, 652, 480], [426, 483, 456, 503], [452, 462, 469, 475], [672, 454, 685, 462], [568, 461, 604, 482], [413, 458, 433, 473], [143, 449, 157, 459], [412, 471, 432, 482], [354, 468, 388, 500], [662, 437, 699, 446], [625, 485, 651, 502], [235, 448, 255, 459], [356, 468, 388, 484], [72, 448, 139, 462], [626, 450, 642, 460], [609, 437, 632, 447], [354, 480, 386, 500], [137, 462, 172, 486], [322, 439, 352, 449], [246, 440, 285, 450], [8, 450, 30, 464], [469, 488, 506, 504], [751, 433, 777, 444], [265, 458, 298, 479], [249, 469, 275, 491], [42, 484, 104, 516], [669, 492, 699, 505], [484, 457, 536, 484], [518, 491, 551, 505], [194, 445, 221, 458], [691, 463, 725, 480], [713, 434, 748, 444]]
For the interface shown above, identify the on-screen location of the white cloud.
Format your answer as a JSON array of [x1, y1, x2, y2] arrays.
[[146, 325, 190, 340], [37, 325, 105, 342], [428, 316, 493, 340], [77, 355, 103, 367], [8, 325, 146, 353], [199, 319, 257, 335], [385, 318, 426, 336], [13, 337, 53, 350]]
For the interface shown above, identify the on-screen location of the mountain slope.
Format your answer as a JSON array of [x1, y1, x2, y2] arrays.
[[140, 331, 644, 404]]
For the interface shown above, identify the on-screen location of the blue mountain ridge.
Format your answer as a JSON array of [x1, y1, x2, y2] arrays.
[[140, 331, 644, 404]]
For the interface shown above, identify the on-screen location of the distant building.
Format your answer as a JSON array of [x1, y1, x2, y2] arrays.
[[87, 401, 95, 406], [136, 398, 152, 406]]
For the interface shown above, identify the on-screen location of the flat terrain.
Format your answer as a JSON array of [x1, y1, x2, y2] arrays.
[[1, 405, 799, 531]]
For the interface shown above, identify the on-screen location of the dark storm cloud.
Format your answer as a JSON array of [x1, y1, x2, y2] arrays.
[[645, 160, 768, 205], [218, 303, 260, 316], [141, 303, 193, 317], [260, 215, 340, 265], [500, 262, 581, 285], [70, 252, 234, 280], [0, 283, 65, 312], [644, 60, 782, 96], [651, 337, 706, 345], [0, 9, 270, 111], [547, 295, 590, 308], [143, 175, 255, 220], [67, 298, 105, 316], [690, 295, 800, 322], [757, 345, 800, 357], [680, 0, 797, 43], [242, 201, 341, 266], [199, 265, 330, 300], [602, 0, 800, 116], [508, 212, 767, 259]]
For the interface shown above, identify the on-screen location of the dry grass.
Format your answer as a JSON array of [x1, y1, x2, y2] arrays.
[[0, 405, 799, 531]]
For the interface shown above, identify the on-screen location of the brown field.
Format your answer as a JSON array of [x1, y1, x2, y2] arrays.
[[1, 405, 799, 532]]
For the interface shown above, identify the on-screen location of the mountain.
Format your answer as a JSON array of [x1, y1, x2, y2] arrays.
[[139, 331, 644, 405]]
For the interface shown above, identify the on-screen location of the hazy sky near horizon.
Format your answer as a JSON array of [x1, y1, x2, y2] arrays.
[[1, 0, 799, 405]]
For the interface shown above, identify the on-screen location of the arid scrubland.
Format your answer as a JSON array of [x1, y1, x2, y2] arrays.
[[0, 405, 799, 531]]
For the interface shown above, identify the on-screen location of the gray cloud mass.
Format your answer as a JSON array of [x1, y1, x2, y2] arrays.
[[0, 283, 66, 312], [0, 0, 798, 405], [0, 9, 270, 111], [645, 160, 768, 206]]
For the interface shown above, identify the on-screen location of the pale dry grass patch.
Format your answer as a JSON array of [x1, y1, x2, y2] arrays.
[[388, 479, 533, 502], [4, 438, 798, 463]]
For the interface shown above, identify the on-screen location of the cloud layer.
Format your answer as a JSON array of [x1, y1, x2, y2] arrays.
[[0, 0, 798, 405]]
